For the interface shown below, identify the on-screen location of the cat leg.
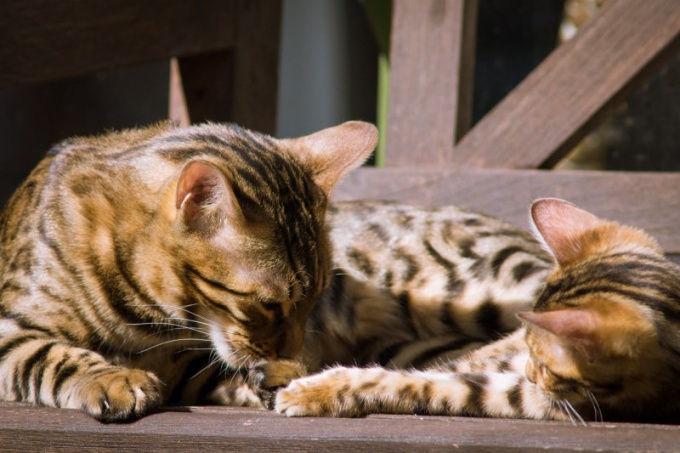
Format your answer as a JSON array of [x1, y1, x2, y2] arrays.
[[0, 331, 162, 421], [276, 366, 565, 421]]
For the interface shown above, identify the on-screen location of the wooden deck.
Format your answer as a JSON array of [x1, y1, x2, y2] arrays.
[[0, 402, 678, 452]]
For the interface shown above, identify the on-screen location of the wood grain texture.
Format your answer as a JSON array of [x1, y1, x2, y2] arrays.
[[387, 0, 477, 166], [0, 403, 679, 452], [0, 0, 237, 87], [230, 0, 282, 134], [451, 0, 680, 169], [333, 167, 680, 253]]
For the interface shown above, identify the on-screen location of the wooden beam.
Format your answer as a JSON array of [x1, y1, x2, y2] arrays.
[[0, 403, 679, 452], [0, 0, 237, 87], [451, 0, 680, 169], [386, 0, 477, 166], [229, 0, 282, 135], [333, 167, 680, 254]]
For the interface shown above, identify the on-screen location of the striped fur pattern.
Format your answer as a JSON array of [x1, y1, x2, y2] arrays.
[[276, 199, 680, 423], [0, 121, 377, 421]]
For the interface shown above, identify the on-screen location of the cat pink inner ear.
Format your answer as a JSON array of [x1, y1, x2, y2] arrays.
[[530, 198, 601, 267], [176, 160, 243, 230], [283, 121, 378, 195], [519, 310, 597, 342]]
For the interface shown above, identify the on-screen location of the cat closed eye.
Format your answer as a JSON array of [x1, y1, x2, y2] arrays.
[[260, 299, 282, 311]]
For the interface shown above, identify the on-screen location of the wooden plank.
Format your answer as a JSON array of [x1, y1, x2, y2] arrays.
[[0, 403, 679, 452], [450, 0, 680, 169], [386, 0, 477, 166], [229, 0, 282, 135], [333, 167, 680, 254], [0, 0, 237, 87]]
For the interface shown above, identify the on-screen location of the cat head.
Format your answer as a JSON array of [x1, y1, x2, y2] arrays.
[[520, 198, 680, 416], [169, 121, 377, 365]]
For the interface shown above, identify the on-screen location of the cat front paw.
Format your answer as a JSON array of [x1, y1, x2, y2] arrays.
[[76, 368, 162, 422], [247, 359, 307, 409], [275, 367, 364, 417]]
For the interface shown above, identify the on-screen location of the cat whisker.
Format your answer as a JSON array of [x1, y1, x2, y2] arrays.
[[167, 316, 213, 328], [587, 390, 603, 422], [130, 303, 216, 327], [128, 321, 207, 337], [561, 400, 587, 427], [136, 338, 212, 354], [141, 321, 206, 333], [180, 347, 215, 352], [226, 353, 253, 384], [557, 400, 577, 425], [190, 356, 222, 381]]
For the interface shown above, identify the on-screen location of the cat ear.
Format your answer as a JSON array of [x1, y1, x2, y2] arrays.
[[530, 198, 601, 267], [518, 310, 597, 342], [175, 160, 244, 232], [519, 310, 599, 362], [280, 121, 378, 196]]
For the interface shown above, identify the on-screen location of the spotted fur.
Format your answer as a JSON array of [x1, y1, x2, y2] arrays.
[[277, 199, 680, 424], [297, 200, 552, 372]]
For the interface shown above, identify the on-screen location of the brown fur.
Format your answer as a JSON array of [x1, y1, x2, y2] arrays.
[[276, 198, 680, 423], [0, 121, 377, 421]]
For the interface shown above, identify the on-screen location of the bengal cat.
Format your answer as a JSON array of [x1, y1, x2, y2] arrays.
[[0, 121, 377, 421], [276, 198, 680, 423]]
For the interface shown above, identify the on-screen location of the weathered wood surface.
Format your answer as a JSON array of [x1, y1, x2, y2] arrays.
[[450, 0, 680, 169], [387, 0, 478, 166], [334, 167, 680, 254], [0, 403, 678, 452], [0, 0, 238, 87]]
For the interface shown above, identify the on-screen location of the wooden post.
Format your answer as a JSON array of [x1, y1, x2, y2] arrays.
[[386, 0, 478, 167]]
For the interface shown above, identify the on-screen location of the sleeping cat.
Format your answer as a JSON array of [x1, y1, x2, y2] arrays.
[[0, 120, 377, 421], [276, 198, 680, 423]]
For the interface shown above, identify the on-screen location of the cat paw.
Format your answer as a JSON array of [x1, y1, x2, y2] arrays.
[[275, 367, 361, 417], [247, 360, 307, 410], [77, 368, 163, 422]]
